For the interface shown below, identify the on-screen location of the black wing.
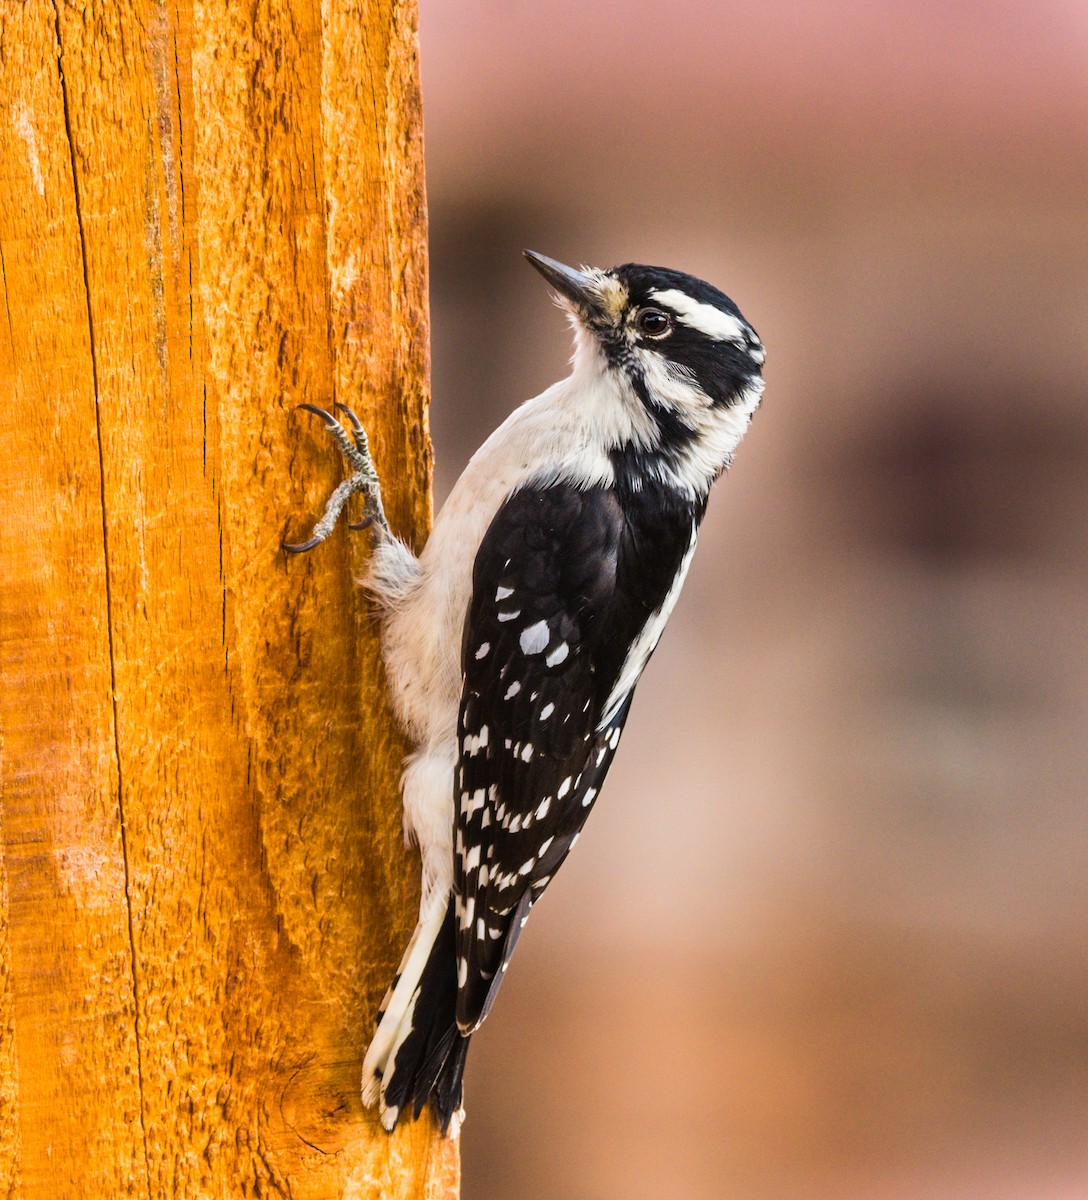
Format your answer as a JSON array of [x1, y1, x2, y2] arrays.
[[453, 481, 699, 1032]]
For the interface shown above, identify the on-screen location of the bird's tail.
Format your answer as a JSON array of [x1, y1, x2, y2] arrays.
[[361, 896, 470, 1135]]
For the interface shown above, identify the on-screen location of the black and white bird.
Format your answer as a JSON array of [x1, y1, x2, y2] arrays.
[[285, 251, 765, 1135]]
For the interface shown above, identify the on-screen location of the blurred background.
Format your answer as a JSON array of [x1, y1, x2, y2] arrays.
[[415, 3, 1088, 1196]]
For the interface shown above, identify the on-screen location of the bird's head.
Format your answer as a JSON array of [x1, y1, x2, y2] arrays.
[[524, 250, 765, 490]]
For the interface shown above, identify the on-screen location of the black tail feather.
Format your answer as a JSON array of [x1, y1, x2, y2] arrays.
[[382, 899, 471, 1133], [433, 1032, 470, 1128]]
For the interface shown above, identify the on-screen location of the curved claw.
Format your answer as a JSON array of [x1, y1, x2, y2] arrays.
[[296, 402, 337, 423], [282, 534, 326, 554], [347, 516, 374, 531], [334, 403, 366, 439]]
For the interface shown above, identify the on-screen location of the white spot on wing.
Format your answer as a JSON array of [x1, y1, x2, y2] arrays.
[[539, 702, 555, 720], [475, 642, 490, 659], [520, 621, 550, 654], [463, 725, 490, 756], [546, 642, 569, 667], [536, 797, 551, 820], [497, 609, 521, 622], [505, 681, 521, 699], [496, 585, 513, 600], [557, 777, 571, 799]]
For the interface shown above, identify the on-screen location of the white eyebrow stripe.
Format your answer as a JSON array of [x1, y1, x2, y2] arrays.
[[649, 288, 748, 344]]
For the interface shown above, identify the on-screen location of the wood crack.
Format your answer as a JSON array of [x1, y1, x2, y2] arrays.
[[49, 4, 154, 1196], [0, 240, 15, 353]]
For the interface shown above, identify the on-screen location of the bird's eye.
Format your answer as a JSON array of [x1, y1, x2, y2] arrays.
[[636, 308, 671, 337]]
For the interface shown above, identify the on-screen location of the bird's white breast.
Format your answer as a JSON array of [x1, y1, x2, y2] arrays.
[[381, 350, 645, 747]]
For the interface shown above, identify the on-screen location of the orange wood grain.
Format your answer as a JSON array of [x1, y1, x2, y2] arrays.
[[0, 0, 455, 1195]]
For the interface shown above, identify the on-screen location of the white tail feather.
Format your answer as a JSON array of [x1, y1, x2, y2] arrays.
[[361, 898, 448, 1124]]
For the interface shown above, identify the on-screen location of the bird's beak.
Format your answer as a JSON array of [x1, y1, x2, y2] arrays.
[[523, 251, 606, 320]]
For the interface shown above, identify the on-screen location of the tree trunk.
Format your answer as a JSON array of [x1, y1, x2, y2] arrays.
[[0, 1, 456, 1195]]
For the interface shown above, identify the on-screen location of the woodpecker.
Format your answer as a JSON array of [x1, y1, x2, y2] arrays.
[[285, 251, 765, 1135]]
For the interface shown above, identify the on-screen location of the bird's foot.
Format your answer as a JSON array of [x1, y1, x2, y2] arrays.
[[283, 403, 389, 553]]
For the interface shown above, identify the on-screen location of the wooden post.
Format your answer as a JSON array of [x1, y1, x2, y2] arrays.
[[0, 1, 457, 1195]]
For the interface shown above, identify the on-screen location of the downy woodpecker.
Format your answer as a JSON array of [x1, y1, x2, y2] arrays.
[[285, 251, 765, 1135]]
